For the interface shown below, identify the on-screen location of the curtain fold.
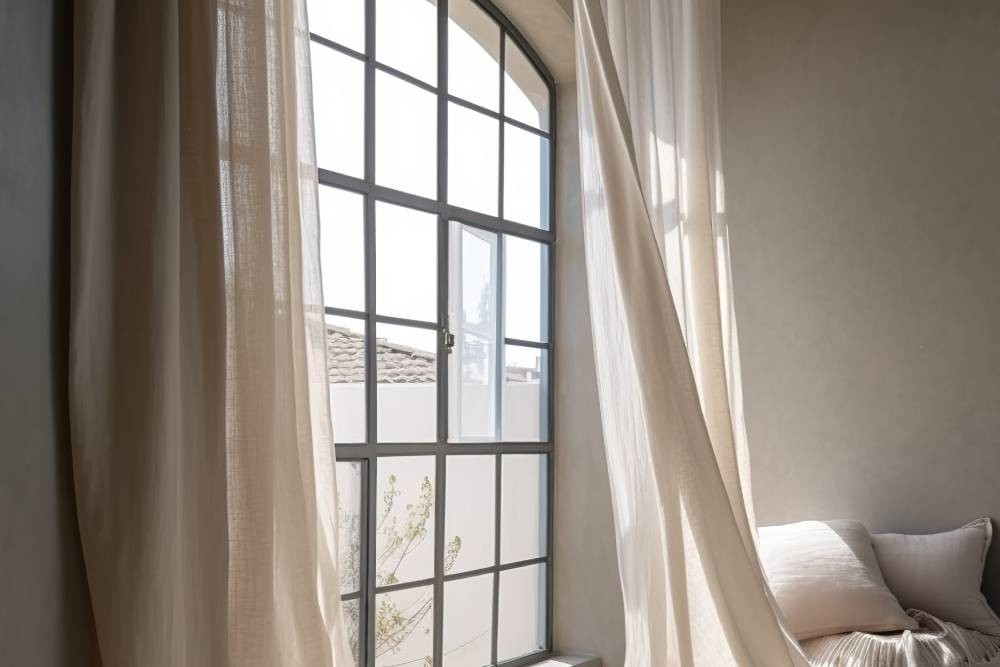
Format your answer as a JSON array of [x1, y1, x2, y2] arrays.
[[70, 0, 351, 664], [573, 0, 809, 664]]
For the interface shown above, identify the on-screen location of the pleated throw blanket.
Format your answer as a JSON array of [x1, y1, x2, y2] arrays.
[[803, 611, 1000, 666]]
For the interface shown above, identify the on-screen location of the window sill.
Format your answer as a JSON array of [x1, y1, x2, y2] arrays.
[[530, 657, 601, 667]]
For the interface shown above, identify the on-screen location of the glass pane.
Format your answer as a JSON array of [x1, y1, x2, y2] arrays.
[[376, 71, 438, 198], [376, 0, 437, 85], [448, 104, 499, 215], [448, 0, 500, 110], [500, 454, 547, 563], [502, 346, 548, 442], [449, 223, 498, 441], [327, 315, 367, 444], [497, 563, 547, 662], [504, 35, 549, 131], [342, 598, 362, 667], [503, 123, 550, 229], [319, 186, 365, 312], [377, 456, 435, 584], [445, 456, 495, 573], [311, 44, 364, 177], [336, 461, 363, 594], [504, 235, 548, 343], [444, 574, 493, 667], [375, 585, 434, 666], [376, 325, 437, 442], [307, 0, 364, 53], [375, 201, 437, 322]]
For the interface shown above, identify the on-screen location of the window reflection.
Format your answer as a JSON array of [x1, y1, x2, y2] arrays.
[[449, 223, 499, 441]]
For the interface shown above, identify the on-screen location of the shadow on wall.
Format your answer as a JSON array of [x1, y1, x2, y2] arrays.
[[50, 0, 101, 662], [0, 0, 99, 663]]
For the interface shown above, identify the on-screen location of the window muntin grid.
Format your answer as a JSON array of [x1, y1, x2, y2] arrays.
[[308, 0, 555, 664]]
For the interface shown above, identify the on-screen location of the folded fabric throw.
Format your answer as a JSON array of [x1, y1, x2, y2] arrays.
[[803, 610, 1000, 666]]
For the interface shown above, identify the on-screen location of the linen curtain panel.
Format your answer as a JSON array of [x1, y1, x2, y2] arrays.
[[70, 0, 350, 664], [574, 0, 809, 664]]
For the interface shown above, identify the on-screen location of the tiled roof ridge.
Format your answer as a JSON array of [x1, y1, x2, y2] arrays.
[[325, 323, 537, 384], [327, 324, 363, 343], [375, 338, 436, 361], [326, 323, 436, 384], [328, 323, 436, 361]]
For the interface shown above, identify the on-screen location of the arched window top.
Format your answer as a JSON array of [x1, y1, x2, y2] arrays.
[[308, 0, 554, 115], [308, 0, 554, 229], [307, 0, 554, 664]]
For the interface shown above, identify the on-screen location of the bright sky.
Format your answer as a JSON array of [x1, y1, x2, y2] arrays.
[[310, 0, 550, 358]]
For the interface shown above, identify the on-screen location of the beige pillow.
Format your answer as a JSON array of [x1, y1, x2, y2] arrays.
[[872, 518, 1000, 636], [758, 520, 918, 640]]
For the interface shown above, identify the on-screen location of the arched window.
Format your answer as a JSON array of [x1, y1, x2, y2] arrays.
[[307, 0, 555, 664]]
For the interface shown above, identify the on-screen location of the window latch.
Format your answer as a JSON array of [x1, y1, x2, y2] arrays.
[[444, 328, 455, 353]]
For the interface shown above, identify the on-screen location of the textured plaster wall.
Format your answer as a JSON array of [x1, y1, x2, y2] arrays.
[[722, 0, 1000, 604], [552, 82, 627, 667]]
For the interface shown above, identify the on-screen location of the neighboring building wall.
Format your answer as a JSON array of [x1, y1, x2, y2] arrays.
[[722, 0, 1000, 604], [329, 383, 543, 443], [0, 0, 99, 664]]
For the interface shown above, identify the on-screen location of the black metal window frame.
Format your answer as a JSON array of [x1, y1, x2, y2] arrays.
[[308, 1, 556, 665]]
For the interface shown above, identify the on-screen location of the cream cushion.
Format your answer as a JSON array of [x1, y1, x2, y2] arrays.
[[758, 520, 918, 640], [872, 518, 1000, 636]]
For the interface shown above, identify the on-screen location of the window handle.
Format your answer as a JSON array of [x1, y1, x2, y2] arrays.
[[444, 329, 455, 353]]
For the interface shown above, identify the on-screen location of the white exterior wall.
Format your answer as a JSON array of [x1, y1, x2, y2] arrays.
[[331, 383, 543, 443]]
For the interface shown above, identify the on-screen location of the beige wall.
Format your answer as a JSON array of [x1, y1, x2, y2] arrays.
[[553, 82, 627, 667], [722, 0, 1000, 603]]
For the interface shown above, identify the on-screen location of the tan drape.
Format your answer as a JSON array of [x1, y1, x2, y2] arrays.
[[573, 0, 809, 664], [70, 0, 350, 664]]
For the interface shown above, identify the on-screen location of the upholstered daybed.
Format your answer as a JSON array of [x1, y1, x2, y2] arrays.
[[804, 611, 1000, 666]]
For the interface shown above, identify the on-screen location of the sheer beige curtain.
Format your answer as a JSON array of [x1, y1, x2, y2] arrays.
[[70, 0, 350, 664], [574, 0, 808, 664]]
